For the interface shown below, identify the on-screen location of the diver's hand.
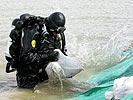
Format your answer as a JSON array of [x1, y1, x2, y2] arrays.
[[48, 51, 59, 62]]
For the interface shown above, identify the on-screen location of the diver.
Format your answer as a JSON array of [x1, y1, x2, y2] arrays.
[[5, 12, 67, 88]]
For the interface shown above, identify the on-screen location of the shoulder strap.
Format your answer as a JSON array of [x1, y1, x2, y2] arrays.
[[60, 33, 67, 55]]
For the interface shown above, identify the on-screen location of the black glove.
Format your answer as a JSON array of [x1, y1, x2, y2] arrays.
[[47, 51, 59, 62]]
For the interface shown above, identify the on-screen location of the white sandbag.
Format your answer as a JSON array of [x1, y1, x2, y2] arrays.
[[46, 62, 66, 79], [113, 76, 133, 99], [45, 49, 83, 79], [105, 76, 133, 100]]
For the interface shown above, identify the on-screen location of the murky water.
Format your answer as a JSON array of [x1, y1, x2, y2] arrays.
[[0, 0, 133, 100]]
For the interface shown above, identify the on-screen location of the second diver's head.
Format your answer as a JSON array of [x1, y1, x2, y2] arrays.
[[45, 12, 66, 35]]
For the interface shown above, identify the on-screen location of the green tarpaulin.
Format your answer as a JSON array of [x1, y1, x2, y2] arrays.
[[74, 49, 133, 100]]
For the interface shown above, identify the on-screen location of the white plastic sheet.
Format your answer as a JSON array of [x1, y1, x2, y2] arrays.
[[46, 49, 83, 79]]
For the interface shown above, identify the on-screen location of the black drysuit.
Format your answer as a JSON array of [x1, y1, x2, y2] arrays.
[[6, 16, 67, 88]]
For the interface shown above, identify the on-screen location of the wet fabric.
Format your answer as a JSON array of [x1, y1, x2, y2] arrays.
[[73, 49, 133, 100]]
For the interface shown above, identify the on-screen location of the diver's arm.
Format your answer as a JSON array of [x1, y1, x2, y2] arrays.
[[19, 50, 59, 64]]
